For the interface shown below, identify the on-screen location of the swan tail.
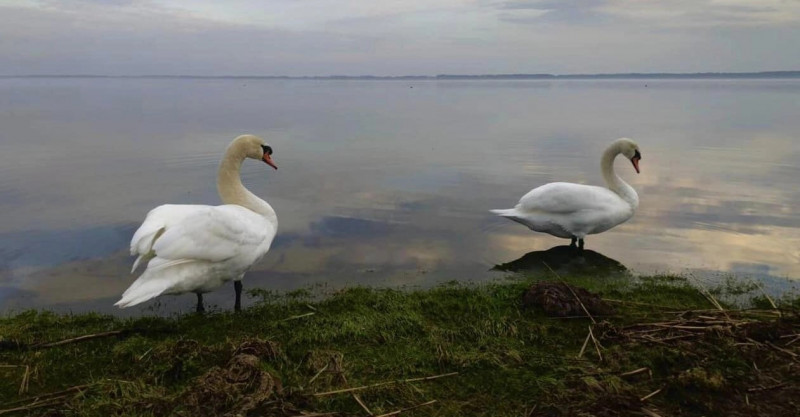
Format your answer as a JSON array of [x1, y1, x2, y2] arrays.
[[491, 208, 538, 229], [116, 259, 196, 308], [490, 208, 518, 217], [114, 277, 171, 308]]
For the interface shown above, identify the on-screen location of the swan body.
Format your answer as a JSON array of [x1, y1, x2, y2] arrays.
[[491, 138, 641, 247], [115, 135, 278, 311]]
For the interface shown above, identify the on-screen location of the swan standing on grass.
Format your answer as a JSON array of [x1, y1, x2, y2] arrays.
[[115, 135, 279, 313], [491, 138, 641, 249]]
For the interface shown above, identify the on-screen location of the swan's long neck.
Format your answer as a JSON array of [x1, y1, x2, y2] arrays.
[[217, 146, 277, 223], [600, 143, 639, 209]]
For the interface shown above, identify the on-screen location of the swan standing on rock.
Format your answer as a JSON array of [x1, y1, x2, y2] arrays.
[[491, 138, 641, 249], [115, 135, 279, 312]]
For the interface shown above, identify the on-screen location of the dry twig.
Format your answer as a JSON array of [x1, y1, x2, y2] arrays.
[[31, 330, 124, 349], [765, 342, 798, 360], [0, 397, 65, 416], [602, 298, 683, 310], [314, 372, 458, 396], [18, 366, 29, 396], [577, 331, 591, 359], [640, 387, 663, 402], [687, 276, 730, 320], [747, 382, 787, 392], [752, 280, 781, 317], [640, 408, 663, 417], [374, 400, 437, 417], [282, 312, 316, 322], [0, 384, 93, 414], [308, 363, 329, 386], [619, 367, 650, 378], [353, 394, 373, 415], [588, 326, 603, 362]]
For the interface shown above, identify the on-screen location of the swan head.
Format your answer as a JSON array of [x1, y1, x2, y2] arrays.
[[615, 138, 641, 174], [233, 134, 277, 170]]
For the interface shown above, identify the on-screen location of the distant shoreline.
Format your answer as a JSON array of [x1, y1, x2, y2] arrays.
[[2, 70, 799, 80]]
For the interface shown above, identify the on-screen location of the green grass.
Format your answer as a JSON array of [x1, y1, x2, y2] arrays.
[[1, 274, 798, 416]]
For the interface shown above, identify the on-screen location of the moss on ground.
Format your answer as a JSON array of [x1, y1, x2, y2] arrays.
[[1, 274, 798, 416]]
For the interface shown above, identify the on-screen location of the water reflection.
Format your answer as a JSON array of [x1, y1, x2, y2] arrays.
[[0, 78, 799, 314], [493, 245, 628, 276]]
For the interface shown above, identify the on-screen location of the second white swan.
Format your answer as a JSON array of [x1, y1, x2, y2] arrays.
[[115, 134, 278, 312], [491, 138, 642, 249]]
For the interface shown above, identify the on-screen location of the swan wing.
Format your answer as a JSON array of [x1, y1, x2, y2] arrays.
[[132, 204, 274, 266], [516, 182, 624, 214], [130, 204, 201, 272]]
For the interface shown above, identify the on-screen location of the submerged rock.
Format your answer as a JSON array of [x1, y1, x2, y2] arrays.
[[494, 245, 628, 276]]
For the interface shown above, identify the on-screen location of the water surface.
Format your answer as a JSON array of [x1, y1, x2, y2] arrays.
[[1, 78, 798, 314]]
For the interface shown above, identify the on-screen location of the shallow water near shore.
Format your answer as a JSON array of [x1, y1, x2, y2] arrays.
[[0, 78, 798, 315]]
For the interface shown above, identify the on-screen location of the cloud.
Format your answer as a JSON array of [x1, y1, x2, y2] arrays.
[[497, 0, 610, 24], [0, 2, 390, 75], [0, 0, 798, 75], [601, 0, 799, 28], [495, 0, 800, 28]]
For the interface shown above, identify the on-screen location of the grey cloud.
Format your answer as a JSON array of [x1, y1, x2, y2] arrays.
[[1, 1, 799, 75], [497, 0, 611, 24], [37, 0, 141, 8], [496, 0, 795, 28], [498, 0, 607, 11], [0, 4, 384, 75]]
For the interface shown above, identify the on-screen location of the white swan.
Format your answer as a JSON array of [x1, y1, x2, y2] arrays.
[[115, 134, 279, 312], [491, 138, 641, 249]]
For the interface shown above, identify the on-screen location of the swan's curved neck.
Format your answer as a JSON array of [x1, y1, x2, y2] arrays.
[[601, 144, 639, 209], [217, 147, 277, 222]]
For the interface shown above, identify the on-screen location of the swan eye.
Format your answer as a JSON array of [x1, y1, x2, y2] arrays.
[[633, 150, 641, 160], [261, 145, 273, 156]]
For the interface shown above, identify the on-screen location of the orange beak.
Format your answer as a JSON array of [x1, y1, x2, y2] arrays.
[[263, 153, 277, 170], [631, 156, 640, 174]]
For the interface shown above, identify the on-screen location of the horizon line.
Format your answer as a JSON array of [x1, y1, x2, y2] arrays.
[[2, 70, 799, 79]]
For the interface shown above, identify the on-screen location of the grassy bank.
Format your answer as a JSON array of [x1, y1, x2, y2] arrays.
[[1, 274, 798, 416]]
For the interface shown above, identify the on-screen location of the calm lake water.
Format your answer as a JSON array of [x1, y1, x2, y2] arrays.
[[1, 78, 798, 314]]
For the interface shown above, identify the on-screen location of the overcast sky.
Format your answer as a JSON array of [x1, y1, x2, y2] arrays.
[[2, 0, 799, 76]]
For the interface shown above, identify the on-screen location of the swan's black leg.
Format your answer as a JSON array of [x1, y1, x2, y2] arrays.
[[570, 237, 577, 247], [234, 281, 243, 312], [196, 293, 205, 313], [578, 239, 585, 250]]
